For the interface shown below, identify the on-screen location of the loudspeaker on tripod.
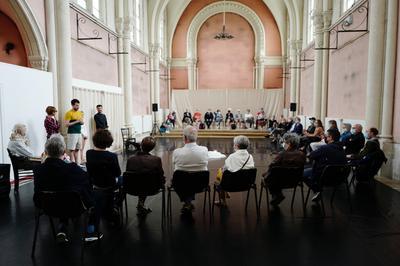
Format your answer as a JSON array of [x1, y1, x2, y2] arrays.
[[152, 103, 158, 112]]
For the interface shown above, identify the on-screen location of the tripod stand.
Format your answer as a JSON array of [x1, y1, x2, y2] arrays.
[[151, 113, 162, 136]]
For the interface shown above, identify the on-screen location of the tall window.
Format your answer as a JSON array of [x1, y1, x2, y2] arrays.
[[75, 0, 103, 20], [342, 0, 357, 13], [132, 0, 144, 48], [307, 0, 315, 43]]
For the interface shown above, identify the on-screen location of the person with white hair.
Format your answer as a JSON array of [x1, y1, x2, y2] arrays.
[[234, 109, 244, 129], [172, 125, 208, 213], [7, 123, 34, 158], [33, 135, 101, 243], [215, 135, 255, 207]]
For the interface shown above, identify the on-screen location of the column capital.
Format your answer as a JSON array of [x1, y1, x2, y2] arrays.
[[115, 17, 124, 35], [323, 10, 333, 29], [150, 43, 161, 58], [186, 57, 197, 66], [29, 55, 48, 71], [312, 10, 324, 33], [123, 17, 133, 37]]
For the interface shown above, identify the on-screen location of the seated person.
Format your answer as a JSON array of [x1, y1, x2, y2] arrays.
[[343, 124, 365, 155], [234, 109, 244, 128], [303, 129, 347, 202], [33, 135, 100, 243], [126, 137, 165, 216], [204, 109, 214, 129], [255, 108, 266, 129], [267, 116, 277, 132], [290, 117, 303, 135], [86, 130, 121, 227], [244, 109, 255, 129], [349, 127, 380, 161], [300, 119, 325, 151], [182, 109, 193, 124], [214, 109, 224, 129], [167, 111, 176, 128], [304, 117, 316, 135], [7, 123, 41, 169], [271, 118, 288, 142], [172, 126, 208, 213], [263, 133, 306, 206], [339, 123, 352, 143], [225, 109, 234, 127], [193, 110, 202, 123], [216, 136, 255, 207]]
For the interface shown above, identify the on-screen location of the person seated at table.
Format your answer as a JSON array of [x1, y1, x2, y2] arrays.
[[225, 109, 234, 127], [33, 135, 100, 243], [216, 136, 255, 207], [303, 129, 347, 202], [245, 109, 255, 129], [172, 126, 208, 214], [193, 109, 202, 123], [255, 108, 266, 129], [7, 123, 41, 168], [339, 123, 352, 143], [214, 109, 224, 129], [262, 133, 306, 206], [182, 109, 192, 125], [86, 130, 121, 227], [204, 109, 214, 129], [234, 109, 244, 129], [126, 136, 165, 216], [343, 124, 365, 155]]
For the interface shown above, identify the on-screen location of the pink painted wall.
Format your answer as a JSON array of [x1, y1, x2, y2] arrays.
[[264, 67, 283, 88], [299, 46, 314, 116], [197, 13, 254, 89], [131, 48, 151, 115], [171, 69, 188, 89], [172, 0, 281, 58], [0, 11, 28, 67], [70, 8, 118, 86], [327, 34, 368, 119], [392, 3, 400, 143]]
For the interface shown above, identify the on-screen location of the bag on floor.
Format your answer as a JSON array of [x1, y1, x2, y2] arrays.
[[0, 164, 11, 198]]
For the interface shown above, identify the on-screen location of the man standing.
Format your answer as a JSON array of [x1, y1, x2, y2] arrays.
[[204, 109, 214, 129], [172, 126, 208, 213], [64, 99, 84, 164], [94, 104, 108, 130]]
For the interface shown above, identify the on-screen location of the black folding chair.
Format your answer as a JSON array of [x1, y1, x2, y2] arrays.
[[304, 165, 352, 216], [212, 168, 258, 217], [259, 166, 305, 215], [0, 164, 11, 198], [121, 128, 140, 154], [167, 171, 211, 220], [31, 191, 97, 259], [7, 149, 37, 193], [122, 171, 166, 227]]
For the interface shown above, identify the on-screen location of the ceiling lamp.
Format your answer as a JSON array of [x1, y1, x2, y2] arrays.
[[214, 0, 234, 40]]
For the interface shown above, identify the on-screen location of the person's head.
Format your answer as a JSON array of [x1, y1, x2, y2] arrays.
[[352, 124, 363, 134], [329, 120, 338, 129], [45, 134, 66, 159], [217, 109, 220, 112], [282, 133, 300, 150], [237, 109, 241, 113], [326, 128, 340, 144], [227, 108, 231, 113], [309, 117, 316, 125], [183, 125, 198, 143], [247, 109, 251, 113], [315, 119, 323, 128], [92, 129, 113, 150], [71, 99, 80, 111], [233, 135, 250, 150], [295, 117, 301, 123], [141, 136, 156, 153], [10, 124, 27, 140], [342, 123, 351, 133], [367, 127, 379, 139], [96, 104, 103, 113], [45, 106, 57, 116]]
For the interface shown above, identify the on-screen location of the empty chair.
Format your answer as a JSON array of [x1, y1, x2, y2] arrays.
[[167, 170, 211, 218], [259, 166, 305, 215], [31, 191, 97, 259], [304, 165, 352, 216], [123, 170, 166, 226], [212, 168, 258, 217], [121, 128, 139, 154]]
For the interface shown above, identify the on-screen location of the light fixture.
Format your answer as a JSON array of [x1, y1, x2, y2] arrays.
[[214, 0, 234, 40]]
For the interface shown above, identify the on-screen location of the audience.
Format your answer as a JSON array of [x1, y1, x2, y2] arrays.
[[303, 129, 347, 202], [290, 117, 303, 135], [340, 123, 352, 142], [86, 130, 121, 227], [344, 124, 365, 155], [33, 135, 100, 243], [328, 120, 339, 132], [216, 136, 255, 207], [300, 119, 325, 151], [44, 106, 60, 139], [126, 137, 165, 216], [172, 126, 208, 213], [304, 117, 316, 134], [263, 133, 306, 206]]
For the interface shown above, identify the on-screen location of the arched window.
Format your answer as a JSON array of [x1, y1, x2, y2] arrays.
[[307, 0, 315, 44], [131, 0, 144, 48], [342, 0, 357, 13]]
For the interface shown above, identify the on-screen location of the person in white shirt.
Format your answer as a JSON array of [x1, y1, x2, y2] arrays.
[[8, 124, 34, 158], [216, 135, 255, 207], [244, 109, 254, 129], [172, 125, 208, 213]]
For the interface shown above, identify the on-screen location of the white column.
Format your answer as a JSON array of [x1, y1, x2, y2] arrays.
[[45, 0, 58, 108], [321, 9, 332, 120], [150, 44, 161, 104], [187, 58, 197, 90], [123, 0, 133, 126], [312, 1, 324, 118], [294, 40, 302, 110], [381, 0, 398, 140], [55, 0, 73, 118], [255, 57, 264, 90], [365, 0, 386, 128], [289, 40, 301, 115], [115, 0, 124, 88]]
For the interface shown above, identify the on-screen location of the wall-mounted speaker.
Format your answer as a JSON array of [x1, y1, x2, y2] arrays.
[[290, 103, 297, 112], [152, 103, 158, 112]]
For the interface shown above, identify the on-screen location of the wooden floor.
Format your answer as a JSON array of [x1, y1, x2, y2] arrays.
[[1, 138, 400, 266]]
